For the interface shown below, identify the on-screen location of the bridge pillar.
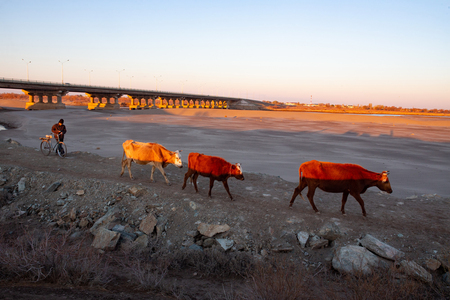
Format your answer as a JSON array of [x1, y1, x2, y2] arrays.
[[87, 93, 121, 110], [23, 90, 66, 110]]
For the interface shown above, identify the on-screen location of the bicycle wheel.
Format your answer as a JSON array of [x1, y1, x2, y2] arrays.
[[56, 142, 67, 158], [40, 140, 51, 156]]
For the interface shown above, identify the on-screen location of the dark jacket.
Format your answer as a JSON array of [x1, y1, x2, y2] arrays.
[[51, 123, 67, 141]]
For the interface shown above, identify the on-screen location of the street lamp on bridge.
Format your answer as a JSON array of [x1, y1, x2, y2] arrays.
[[154, 75, 162, 91], [22, 59, 31, 81], [58, 59, 69, 84], [180, 80, 187, 94], [84, 69, 93, 86], [116, 69, 125, 88]]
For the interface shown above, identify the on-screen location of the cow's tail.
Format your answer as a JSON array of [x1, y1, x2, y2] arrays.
[[299, 170, 306, 202]]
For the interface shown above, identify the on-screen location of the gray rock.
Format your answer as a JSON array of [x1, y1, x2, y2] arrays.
[[359, 234, 405, 261], [310, 238, 328, 249], [0, 176, 7, 186], [297, 231, 310, 248], [216, 238, 234, 251], [437, 254, 450, 271], [186, 230, 199, 237], [332, 245, 391, 275], [17, 177, 26, 192], [45, 182, 62, 193], [90, 208, 119, 235], [6, 139, 21, 146], [91, 227, 121, 251], [317, 222, 341, 241], [56, 200, 65, 206], [156, 216, 168, 238], [189, 244, 203, 251], [139, 213, 157, 235], [399, 260, 433, 283], [112, 224, 137, 241], [202, 238, 215, 248], [132, 235, 149, 251], [197, 222, 230, 238], [129, 186, 146, 197], [426, 258, 441, 271], [443, 272, 450, 285]]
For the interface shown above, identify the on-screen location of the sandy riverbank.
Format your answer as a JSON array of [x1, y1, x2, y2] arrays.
[[1, 103, 449, 198]]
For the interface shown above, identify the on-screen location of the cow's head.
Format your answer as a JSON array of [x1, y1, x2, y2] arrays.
[[173, 150, 183, 168], [231, 163, 244, 180], [378, 171, 392, 193]]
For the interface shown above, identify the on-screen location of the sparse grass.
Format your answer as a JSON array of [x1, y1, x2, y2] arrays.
[[0, 228, 112, 286], [0, 227, 449, 299]]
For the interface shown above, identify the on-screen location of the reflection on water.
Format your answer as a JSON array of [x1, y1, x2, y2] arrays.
[[0, 125, 6, 131]]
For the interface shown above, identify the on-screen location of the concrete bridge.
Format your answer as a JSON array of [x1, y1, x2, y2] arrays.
[[0, 78, 266, 110]]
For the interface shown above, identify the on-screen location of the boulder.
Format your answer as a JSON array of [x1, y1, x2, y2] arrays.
[[359, 234, 405, 261], [317, 222, 341, 241], [332, 245, 391, 275], [197, 223, 230, 238], [297, 231, 309, 248], [399, 260, 433, 283], [91, 227, 121, 251], [139, 213, 158, 235]]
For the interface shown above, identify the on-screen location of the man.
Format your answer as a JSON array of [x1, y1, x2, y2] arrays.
[[51, 119, 67, 154], [51, 119, 67, 142]]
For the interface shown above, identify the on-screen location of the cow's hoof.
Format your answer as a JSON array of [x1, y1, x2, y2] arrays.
[[315, 211, 321, 215], [166, 182, 172, 186]]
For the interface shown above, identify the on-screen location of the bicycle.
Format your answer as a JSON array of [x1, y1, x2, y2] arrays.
[[39, 134, 67, 158]]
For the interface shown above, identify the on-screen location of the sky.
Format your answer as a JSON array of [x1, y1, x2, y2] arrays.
[[0, 0, 449, 109]]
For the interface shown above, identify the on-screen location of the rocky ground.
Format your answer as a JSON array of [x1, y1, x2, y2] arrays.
[[1, 138, 449, 299]]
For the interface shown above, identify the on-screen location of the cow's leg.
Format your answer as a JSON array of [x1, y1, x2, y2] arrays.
[[192, 173, 200, 192], [120, 151, 126, 177], [182, 169, 194, 190], [126, 159, 134, 180], [341, 191, 350, 215], [208, 177, 215, 198], [150, 165, 156, 182], [350, 192, 367, 217], [306, 186, 320, 214], [155, 164, 171, 185], [221, 179, 234, 200], [289, 180, 307, 207]]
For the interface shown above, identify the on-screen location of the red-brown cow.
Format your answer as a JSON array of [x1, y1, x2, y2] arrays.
[[182, 153, 244, 200], [289, 160, 392, 216]]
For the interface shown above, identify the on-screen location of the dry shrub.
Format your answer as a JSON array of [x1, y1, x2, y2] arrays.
[[340, 268, 440, 300], [0, 228, 111, 286], [244, 259, 315, 300], [168, 248, 254, 277]]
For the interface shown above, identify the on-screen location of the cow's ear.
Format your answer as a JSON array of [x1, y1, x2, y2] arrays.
[[178, 150, 183, 152]]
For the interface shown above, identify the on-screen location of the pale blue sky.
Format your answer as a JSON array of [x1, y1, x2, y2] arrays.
[[1, 0, 449, 109]]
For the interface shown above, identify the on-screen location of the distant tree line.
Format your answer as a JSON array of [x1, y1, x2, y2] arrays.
[[263, 100, 450, 115]]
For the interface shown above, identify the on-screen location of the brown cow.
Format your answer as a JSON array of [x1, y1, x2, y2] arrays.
[[120, 140, 182, 185], [182, 152, 244, 200], [289, 160, 392, 216]]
